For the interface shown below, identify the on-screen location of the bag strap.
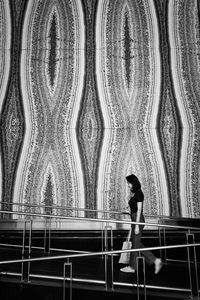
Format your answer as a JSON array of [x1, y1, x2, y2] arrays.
[[126, 228, 132, 242]]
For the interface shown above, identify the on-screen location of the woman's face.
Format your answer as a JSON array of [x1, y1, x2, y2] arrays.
[[127, 182, 133, 190]]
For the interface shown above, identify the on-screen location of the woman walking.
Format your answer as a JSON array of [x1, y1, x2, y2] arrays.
[[120, 174, 162, 274]]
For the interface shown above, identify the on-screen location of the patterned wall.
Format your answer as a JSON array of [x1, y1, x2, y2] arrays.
[[0, 0, 200, 220]]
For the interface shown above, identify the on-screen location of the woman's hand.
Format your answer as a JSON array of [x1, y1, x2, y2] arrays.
[[135, 225, 140, 235]]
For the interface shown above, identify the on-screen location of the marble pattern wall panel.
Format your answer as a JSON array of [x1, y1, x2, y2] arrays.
[[0, 0, 200, 220]]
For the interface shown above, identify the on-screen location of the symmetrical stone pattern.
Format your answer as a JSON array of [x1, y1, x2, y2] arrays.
[[0, 0, 200, 220]]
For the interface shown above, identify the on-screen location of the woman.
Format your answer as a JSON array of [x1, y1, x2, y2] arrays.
[[120, 174, 162, 274]]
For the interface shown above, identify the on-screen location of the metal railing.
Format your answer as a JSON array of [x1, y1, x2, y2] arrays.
[[1, 209, 200, 230], [0, 209, 199, 260], [0, 208, 199, 264], [0, 209, 200, 300], [1, 200, 195, 221], [2, 202, 198, 259], [0, 242, 200, 300]]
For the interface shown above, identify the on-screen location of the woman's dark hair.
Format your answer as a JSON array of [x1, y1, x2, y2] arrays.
[[126, 174, 141, 193]]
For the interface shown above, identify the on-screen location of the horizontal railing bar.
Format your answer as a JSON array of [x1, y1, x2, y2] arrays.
[[49, 247, 90, 254], [30, 275, 193, 292], [0, 271, 192, 293], [0, 242, 200, 265], [0, 243, 44, 250], [166, 258, 189, 263], [1, 210, 200, 231], [0, 201, 193, 220], [1, 201, 125, 215], [31, 274, 105, 285], [114, 282, 191, 292], [0, 243, 90, 254], [0, 272, 106, 285]]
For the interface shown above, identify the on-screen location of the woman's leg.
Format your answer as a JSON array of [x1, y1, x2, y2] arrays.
[[129, 224, 141, 269], [138, 215, 156, 265], [131, 226, 162, 273], [122, 223, 162, 274], [129, 223, 156, 268], [141, 245, 156, 265], [120, 226, 136, 272]]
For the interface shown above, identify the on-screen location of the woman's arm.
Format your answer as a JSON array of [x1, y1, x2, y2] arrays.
[[135, 201, 142, 234]]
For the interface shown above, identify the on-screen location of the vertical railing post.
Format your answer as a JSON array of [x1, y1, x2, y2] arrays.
[[21, 220, 32, 282], [158, 220, 162, 261], [158, 220, 166, 262], [186, 233, 199, 299], [63, 261, 72, 300], [104, 225, 114, 290], [27, 219, 32, 282], [21, 220, 26, 281], [163, 226, 167, 261], [101, 223, 104, 258], [44, 217, 51, 254], [136, 255, 146, 300]]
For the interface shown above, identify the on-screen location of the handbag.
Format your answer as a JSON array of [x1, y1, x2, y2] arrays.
[[118, 228, 132, 264]]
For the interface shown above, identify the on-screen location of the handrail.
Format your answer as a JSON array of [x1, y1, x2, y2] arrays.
[[1, 201, 126, 215], [0, 242, 200, 265], [0, 243, 91, 254], [1, 209, 199, 300], [0, 201, 190, 220], [0, 210, 200, 231]]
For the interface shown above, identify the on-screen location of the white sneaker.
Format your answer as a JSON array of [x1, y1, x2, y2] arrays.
[[154, 258, 162, 274], [120, 266, 135, 273]]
